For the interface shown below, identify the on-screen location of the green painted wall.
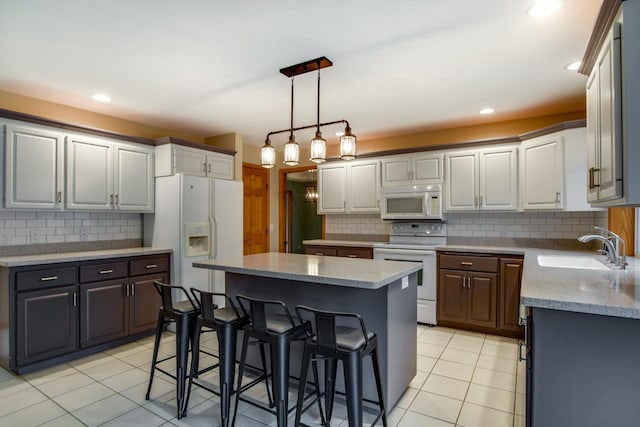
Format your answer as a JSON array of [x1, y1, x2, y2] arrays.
[[287, 181, 322, 253]]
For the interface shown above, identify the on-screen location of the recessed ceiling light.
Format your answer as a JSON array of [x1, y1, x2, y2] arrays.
[[526, 0, 562, 18], [565, 61, 581, 71], [479, 107, 495, 115], [335, 131, 344, 137], [92, 93, 111, 103]]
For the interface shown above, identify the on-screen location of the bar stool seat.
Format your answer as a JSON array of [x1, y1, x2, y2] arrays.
[[183, 289, 272, 427], [295, 305, 388, 427], [232, 295, 325, 427], [145, 282, 199, 420]]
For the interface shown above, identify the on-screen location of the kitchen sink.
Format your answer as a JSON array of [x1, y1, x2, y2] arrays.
[[537, 255, 610, 270]]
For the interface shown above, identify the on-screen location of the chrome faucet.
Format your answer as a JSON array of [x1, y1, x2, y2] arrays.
[[577, 226, 627, 269]]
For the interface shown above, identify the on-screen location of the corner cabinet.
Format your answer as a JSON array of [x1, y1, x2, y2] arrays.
[[66, 135, 154, 212], [0, 252, 170, 374], [437, 251, 524, 338], [3, 123, 65, 209], [445, 146, 518, 212], [154, 143, 234, 180], [381, 152, 443, 186], [318, 160, 380, 214]]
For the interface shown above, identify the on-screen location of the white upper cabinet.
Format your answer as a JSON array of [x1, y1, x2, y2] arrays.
[[3, 123, 65, 209], [155, 144, 234, 180], [381, 152, 443, 186], [347, 160, 380, 213], [318, 160, 380, 214], [318, 164, 347, 213], [520, 135, 564, 210], [445, 146, 517, 212], [66, 135, 154, 212], [114, 145, 154, 211]]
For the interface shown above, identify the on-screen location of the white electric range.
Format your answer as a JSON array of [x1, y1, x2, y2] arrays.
[[373, 221, 447, 325]]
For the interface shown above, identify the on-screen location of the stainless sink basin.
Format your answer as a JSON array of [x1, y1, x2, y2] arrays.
[[537, 255, 610, 270]]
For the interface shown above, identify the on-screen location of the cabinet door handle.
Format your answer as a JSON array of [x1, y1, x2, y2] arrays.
[[110, 194, 114, 206], [73, 292, 77, 307], [347, 254, 358, 258], [40, 276, 58, 281], [506, 263, 521, 268], [555, 192, 560, 203], [99, 269, 113, 274], [125, 283, 130, 297], [56, 191, 62, 204], [115, 194, 119, 205], [208, 163, 212, 174], [588, 167, 601, 189], [131, 283, 135, 296], [461, 261, 473, 266], [203, 162, 207, 172], [468, 277, 471, 289], [518, 340, 526, 362], [474, 196, 478, 206], [462, 277, 466, 288], [145, 264, 157, 269]]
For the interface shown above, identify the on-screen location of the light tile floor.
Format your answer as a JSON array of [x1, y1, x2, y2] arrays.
[[0, 325, 525, 426]]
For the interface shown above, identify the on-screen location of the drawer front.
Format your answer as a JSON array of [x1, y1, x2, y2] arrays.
[[337, 247, 373, 259], [130, 256, 169, 277], [439, 254, 498, 273], [304, 246, 338, 257], [17, 267, 77, 292], [80, 261, 128, 283]]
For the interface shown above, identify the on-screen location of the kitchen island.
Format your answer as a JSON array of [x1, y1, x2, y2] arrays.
[[193, 252, 421, 407]]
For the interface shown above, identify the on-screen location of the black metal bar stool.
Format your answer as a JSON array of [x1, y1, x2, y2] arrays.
[[294, 306, 387, 427], [145, 281, 199, 419], [182, 289, 272, 426], [232, 295, 325, 427]]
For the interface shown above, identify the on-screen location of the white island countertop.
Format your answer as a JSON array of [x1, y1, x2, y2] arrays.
[[193, 252, 421, 289]]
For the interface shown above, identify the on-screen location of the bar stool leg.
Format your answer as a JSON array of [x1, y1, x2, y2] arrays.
[[175, 313, 192, 419], [259, 342, 274, 407], [182, 317, 203, 417], [371, 348, 388, 427], [324, 358, 338, 426], [218, 323, 236, 427], [271, 335, 291, 427], [231, 332, 251, 427], [145, 313, 165, 400], [294, 344, 312, 427], [343, 353, 363, 427], [311, 359, 326, 426]]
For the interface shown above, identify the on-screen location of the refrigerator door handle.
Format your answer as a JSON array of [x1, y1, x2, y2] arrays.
[[210, 215, 218, 259]]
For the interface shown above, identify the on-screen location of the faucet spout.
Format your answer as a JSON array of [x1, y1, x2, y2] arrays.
[[577, 234, 617, 264], [578, 227, 627, 269]]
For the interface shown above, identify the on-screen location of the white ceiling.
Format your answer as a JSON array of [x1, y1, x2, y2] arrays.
[[0, 0, 602, 148]]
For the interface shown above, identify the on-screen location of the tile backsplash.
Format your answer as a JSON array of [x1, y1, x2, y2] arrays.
[[0, 211, 142, 246], [326, 211, 608, 240]]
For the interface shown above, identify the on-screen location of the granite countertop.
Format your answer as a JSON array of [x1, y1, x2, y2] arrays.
[[436, 244, 640, 320], [302, 239, 385, 248], [193, 252, 421, 289], [0, 247, 172, 267]]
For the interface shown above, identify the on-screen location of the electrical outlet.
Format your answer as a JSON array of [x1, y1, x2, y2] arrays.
[[30, 229, 39, 244], [80, 227, 89, 241]]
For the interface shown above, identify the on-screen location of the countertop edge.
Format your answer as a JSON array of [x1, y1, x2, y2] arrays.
[[0, 247, 173, 267], [302, 239, 384, 248]]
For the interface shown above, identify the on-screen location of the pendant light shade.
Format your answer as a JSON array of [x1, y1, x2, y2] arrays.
[[310, 131, 327, 163], [340, 125, 357, 160], [260, 138, 276, 168], [283, 135, 300, 166]]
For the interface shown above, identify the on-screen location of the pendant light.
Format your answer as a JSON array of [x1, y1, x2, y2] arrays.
[[304, 169, 319, 203], [262, 56, 357, 168], [282, 78, 300, 165], [309, 68, 327, 163]]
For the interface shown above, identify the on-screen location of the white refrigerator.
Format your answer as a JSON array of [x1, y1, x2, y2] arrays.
[[144, 174, 242, 301]]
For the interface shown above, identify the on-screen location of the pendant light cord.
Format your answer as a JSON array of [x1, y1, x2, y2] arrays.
[[290, 77, 294, 139], [316, 67, 321, 133]]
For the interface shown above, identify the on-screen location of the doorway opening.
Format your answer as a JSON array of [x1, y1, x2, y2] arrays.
[[279, 166, 324, 253]]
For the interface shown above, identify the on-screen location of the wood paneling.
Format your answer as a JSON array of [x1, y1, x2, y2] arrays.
[[243, 163, 270, 255], [608, 207, 635, 256]]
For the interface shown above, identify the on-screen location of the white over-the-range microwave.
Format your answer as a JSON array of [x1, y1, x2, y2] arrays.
[[380, 184, 443, 220]]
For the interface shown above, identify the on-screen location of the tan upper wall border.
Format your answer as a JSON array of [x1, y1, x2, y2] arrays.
[[579, 0, 620, 75], [0, 108, 235, 155], [322, 119, 586, 161]]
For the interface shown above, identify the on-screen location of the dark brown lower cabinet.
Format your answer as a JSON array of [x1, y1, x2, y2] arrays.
[[16, 285, 78, 366], [129, 273, 165, 334], [499, 258, 524, 333], [80, 280, 128, 348], [438, 269, 497, 329]]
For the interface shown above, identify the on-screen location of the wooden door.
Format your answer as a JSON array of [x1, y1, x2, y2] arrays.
[[499, 258, 524, 334], [467, 272, 497, 329], [437, 269, 466, 324], [80, 280, 128, 348], [243, 163, 269, 254]]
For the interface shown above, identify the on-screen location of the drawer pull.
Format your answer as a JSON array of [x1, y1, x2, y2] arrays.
[[145, 264, 158, 269], [460, 262, 473, 266], [506, 263, 521, 268], [315, 252, 324, 256], [347, 254, 358, 258], [99, 269, 113, 274], [40, 276, 58, 281]]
